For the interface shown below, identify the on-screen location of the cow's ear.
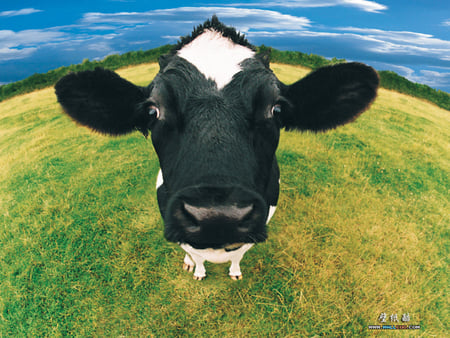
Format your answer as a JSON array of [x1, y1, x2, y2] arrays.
[[279, 62, 378, 131], [55, 67, 152, 136]]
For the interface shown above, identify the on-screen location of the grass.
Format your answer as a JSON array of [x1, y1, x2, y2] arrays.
[[1, 63, 448, 336]]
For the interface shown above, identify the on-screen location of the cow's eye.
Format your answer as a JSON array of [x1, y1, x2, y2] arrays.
[[149, 106, 160, 119], [270, 104, 282, 117]]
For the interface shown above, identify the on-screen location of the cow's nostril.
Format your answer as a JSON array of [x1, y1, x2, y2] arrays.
[[237, 224, 251, 233], [185, 225, 201, 233], [183, 202, 254, 222]]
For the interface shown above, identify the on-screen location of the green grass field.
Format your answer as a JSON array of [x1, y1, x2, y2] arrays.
[[1, 63, 448, 336]]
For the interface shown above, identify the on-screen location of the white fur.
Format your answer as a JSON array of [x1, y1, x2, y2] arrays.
[[267, 205, 277, 224], [156, 169, 164, 189], [177, 30, 255, 89], [265, 178, 280, 224], [180, 243, 254, 278]]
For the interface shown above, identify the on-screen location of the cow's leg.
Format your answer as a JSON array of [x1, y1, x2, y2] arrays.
[[182, 254, 194, 273], [228, 244, 254, 280], [229, 259, 243, 280], [188, 252, 207, 280], [229, 253, 246, 280]]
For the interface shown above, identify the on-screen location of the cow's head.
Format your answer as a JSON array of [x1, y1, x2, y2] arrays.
[[55, 17, 378, 249]]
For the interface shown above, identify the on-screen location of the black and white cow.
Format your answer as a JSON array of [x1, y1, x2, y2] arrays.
[[55, 17, 378, 280]]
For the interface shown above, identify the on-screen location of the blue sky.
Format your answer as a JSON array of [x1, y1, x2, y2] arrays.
[[1, 1, 449, 93]]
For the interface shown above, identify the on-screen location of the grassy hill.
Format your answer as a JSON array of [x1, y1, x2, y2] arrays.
[[1, 46, 449, 110], [0, 63, 448, 336]]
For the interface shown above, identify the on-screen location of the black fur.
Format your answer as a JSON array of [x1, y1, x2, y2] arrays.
[[281, 62, 379, 131], [55, 68, 151, 136], [148, 57, 281, 248], [55, 17, 379, 249], [173, 15, 255, 52]]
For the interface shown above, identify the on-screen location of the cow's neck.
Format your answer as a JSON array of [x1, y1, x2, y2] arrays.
[[177, 29, 255, 89]]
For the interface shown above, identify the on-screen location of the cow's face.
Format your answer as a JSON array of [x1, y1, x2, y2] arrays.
[[148, 53, 282, 248], [55, 18, 378, 250]]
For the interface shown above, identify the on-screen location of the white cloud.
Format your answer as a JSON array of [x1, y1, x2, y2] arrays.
[[85, 25, 119, 31], [415, 70, 450, 88], [82, 7, 311, 31], [340, 0, 387, 13], [86, 41, 115, 52], [0, 28, 70, 62], [443, 19, 450, 26], [337, 27, 450, 47], [0, 29, 65, 46], [0, 47, 37, 61], [248, 24, 450, 63], [0, 8, 42, 17], [129, 39, 153, 45], [246, 30, 342, 39], [225, 0, 387, 13], [334, 27, 450, 61]]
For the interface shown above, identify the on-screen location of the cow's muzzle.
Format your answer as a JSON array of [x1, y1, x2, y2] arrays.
[[164, 185, 268, 249]]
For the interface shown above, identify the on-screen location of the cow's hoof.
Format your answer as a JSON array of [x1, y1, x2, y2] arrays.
[[182, 263, 194, 272], [230, 275, 243, 281], [193, 275, 206, 281]]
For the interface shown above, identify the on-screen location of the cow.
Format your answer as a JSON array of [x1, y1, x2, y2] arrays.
[[55, 16, 378, 280]]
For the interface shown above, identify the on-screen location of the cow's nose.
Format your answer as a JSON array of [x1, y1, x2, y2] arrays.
[[182, 202, 254, 232], [165, 185, 268, 247]]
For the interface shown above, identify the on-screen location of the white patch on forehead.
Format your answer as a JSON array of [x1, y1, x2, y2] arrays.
[[177, 30, 255, 89]]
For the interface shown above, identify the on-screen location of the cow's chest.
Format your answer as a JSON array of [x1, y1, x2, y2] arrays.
[[180, 243, 254, 280]]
